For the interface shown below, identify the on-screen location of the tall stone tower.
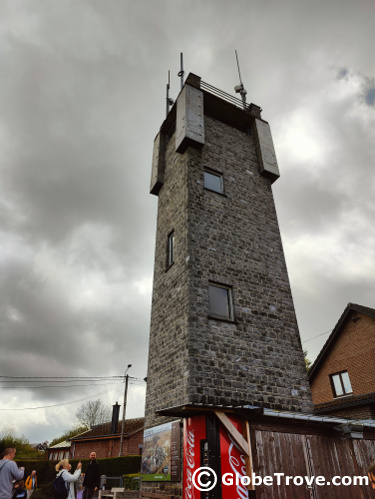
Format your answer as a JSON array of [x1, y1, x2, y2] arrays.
[[142, 73, 313, 496], [145, 72, 312, 421]]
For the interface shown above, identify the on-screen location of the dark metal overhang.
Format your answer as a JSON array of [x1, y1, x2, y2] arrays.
[[156, 403, 263, 419]]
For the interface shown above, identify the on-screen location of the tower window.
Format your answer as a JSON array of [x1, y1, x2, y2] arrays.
[[330, 371, 353, 397], [209, 283, 234, 320], [167, 231, 174, 268], [204, 170, 223, 194]]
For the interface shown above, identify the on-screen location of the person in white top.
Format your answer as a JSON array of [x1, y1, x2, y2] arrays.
[[54, 459, 82, 499]]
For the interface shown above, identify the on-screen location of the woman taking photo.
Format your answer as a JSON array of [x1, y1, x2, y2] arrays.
[[54, 459, 82, 499]]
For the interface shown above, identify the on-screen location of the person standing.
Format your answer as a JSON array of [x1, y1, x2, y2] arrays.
[[11, 481, 27, 499], [0, 448, 25, 499], [25, 471, 37, 499], [82, 452, 100, 499], [54, 459, 81, 499], [76, 473, 84, 499]]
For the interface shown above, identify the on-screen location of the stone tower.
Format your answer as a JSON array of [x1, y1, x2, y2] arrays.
[[145, 72, 312, 433]]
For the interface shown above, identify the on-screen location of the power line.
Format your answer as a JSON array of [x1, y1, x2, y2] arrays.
[[0, 375, 145, 382], [0, 380, 124, 384], [0, 384, 122, 411], [0, 375, 124, 380], [302, 329, 333, 344], [0, 382, 123, 389]]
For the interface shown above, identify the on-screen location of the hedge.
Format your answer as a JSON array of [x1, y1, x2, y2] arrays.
[[15, 455, 142, 497], [123, 473, 140, 490]]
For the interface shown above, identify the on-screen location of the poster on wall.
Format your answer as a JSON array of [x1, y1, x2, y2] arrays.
[[142, 420, 181, 481]]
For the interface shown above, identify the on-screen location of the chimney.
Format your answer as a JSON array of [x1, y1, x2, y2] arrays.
[[111, 402, 120, 434]]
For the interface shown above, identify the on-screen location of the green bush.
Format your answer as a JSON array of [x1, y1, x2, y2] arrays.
[[0, 435, 45, 460], [123, 473, 140, 490]]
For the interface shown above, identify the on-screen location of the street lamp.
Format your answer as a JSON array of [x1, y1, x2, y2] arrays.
[[119, 364, 132, 457]]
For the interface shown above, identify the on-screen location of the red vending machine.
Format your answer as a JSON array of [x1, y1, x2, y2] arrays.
[[183, 414, 252, 499]]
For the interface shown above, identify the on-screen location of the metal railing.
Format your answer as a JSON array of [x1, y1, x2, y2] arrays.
[[100, 475, 124, 489], [200, 80, 248, 112]]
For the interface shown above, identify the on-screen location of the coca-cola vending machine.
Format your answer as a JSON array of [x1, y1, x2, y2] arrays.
[[183, 414, 251, 499]]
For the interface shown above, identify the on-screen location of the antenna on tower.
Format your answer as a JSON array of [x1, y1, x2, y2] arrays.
[[234, 50, 247, 109], [177, 52, 184, 90], [166, 70, 174, 117]]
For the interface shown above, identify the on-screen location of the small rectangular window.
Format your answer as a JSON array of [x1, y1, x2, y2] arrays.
[[167, 231, 174, 268], [204, 170, 223, 194], [209, 283, 234, 320], [331, 371, 353, 397]]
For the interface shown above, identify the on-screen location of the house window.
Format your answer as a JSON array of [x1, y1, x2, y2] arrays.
[[204, 170, 223, 194], [331, 371, 353, 397], [167, 231, 174, 268], [209, 283, 234, 320]]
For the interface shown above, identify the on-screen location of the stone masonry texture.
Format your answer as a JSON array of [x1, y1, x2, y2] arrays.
[[144, 100, 313, 434]]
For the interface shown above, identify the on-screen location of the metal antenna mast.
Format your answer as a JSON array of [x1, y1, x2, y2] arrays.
[[234, 50, 247, 109], [178, 52, 184, 90], [166, 70, 174, 117]]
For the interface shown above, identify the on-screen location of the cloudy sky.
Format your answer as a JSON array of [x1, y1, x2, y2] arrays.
[[0, 0, 374, 443]]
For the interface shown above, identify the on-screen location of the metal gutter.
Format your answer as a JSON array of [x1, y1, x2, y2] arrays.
[[256, 406, 375, 428]]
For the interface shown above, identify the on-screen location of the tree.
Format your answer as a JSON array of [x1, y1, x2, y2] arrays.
[[304, 350, 312, 372], [74, 399, 111, 429], [49, 425, 88, 448], [0, 426, 45, 459]]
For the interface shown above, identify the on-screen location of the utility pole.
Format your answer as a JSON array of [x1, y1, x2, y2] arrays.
[[119, 364, 132, 457]]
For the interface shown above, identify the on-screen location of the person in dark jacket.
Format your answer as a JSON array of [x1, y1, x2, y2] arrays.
[[82, 452, 100, 499], [11, 481, 27, 499]]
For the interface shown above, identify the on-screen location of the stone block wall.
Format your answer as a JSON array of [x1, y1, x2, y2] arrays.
[[185, 115, 312, 413], [145, 110, 313, 430], [144, 130, 192, 430]]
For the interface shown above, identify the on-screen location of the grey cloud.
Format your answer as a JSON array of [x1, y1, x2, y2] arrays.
[[337, 68, 349, 79], [364, 84, 375, 107], [0, 0, 374, 441], [275, 174, 346, 236]]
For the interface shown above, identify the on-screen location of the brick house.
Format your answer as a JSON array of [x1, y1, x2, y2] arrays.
[[69, 417, 144, 460], [309, 303, 375, 419], [46, 440, 71, 461]]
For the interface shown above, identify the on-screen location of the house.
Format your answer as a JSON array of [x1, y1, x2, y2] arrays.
[[30, 442, 48, 451], [69, 417, 144, 460], [309, 302, 375, 419], [46, 440, 71, 461], [46, 403, 144, 460]]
